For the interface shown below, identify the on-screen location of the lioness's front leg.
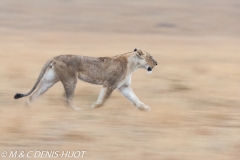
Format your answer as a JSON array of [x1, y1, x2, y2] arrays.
[[118, 85, 150, 111], [91, 81, 114, 109]]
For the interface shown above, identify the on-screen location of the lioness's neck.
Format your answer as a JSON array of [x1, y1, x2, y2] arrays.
[[125, 53, 140, 74]]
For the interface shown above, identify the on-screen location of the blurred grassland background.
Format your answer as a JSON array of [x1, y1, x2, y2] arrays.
[[0, 0, 240, 159]]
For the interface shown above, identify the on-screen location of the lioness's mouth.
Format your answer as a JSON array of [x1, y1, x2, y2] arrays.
[[147, 67, 152, 74], [147, 67, 152, 71]]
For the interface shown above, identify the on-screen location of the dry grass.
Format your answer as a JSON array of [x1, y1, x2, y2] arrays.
[[1, 1, 240, 160]]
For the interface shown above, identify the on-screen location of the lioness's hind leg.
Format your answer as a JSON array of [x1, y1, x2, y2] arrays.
[[61, 78, 80, 111], [26, 68, 59, 106]]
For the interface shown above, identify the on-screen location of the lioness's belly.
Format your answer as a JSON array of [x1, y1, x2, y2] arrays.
[[78, 72, 104, 85]]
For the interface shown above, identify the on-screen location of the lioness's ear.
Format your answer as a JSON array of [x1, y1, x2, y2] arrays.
[[134, 48, 145, 58]]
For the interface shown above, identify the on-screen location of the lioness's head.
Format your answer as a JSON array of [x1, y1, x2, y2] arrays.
[[134, 48, 158, 74]]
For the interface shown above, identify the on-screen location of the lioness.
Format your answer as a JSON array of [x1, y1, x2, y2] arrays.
[[14, 48, 157, 111]]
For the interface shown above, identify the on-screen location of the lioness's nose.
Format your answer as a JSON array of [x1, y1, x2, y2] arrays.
[[155, 61, 158, 65]]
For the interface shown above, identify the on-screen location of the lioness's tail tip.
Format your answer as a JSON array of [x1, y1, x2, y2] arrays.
[[14, 93, 24, 99]]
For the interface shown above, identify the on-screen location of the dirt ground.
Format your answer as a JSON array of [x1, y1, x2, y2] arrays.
[[0, 0, 240, 160]]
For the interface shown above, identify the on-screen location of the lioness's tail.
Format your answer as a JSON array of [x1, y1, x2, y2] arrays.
[[14, 59, 53, 99]]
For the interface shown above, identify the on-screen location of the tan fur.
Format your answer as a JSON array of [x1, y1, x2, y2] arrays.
[[15, 48, 157, 111]]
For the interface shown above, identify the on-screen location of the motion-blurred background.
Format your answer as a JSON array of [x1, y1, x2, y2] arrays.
[[0, 0, 240, 159]]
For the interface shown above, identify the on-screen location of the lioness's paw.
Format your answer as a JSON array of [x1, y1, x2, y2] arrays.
[[137, 105, 150, 111], [91, 102, 102, 109], [25, 100, 31, 107], [71, 107, 82, 111]]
